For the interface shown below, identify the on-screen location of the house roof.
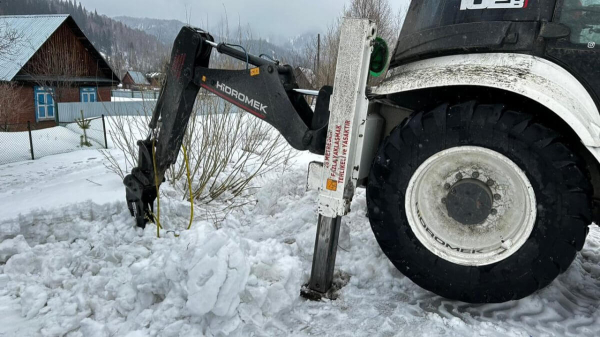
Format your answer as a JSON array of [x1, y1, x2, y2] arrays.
[[0, 14, 119, 83], [0, 15, 69, 81], [126, 71, 150, 85], [294, 67, 316, 89]]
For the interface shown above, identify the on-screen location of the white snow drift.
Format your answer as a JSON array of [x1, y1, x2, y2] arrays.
[[0, 146, 599, 336]]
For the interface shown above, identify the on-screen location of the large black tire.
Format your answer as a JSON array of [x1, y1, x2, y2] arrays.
[[366, 101, 592, 303]]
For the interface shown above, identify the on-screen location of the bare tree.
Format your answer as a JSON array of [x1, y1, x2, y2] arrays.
[[0, 21, 23, 62], [0, 22, 25, 129], [345, 0, 402, 44], [299, 0, 409, 87]]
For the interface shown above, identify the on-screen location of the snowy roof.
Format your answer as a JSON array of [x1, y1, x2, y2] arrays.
[[0, 15, 70, 81], [0, 14, 118, 83], [126, 71, 150, 85], [146, 72, 162, 79]]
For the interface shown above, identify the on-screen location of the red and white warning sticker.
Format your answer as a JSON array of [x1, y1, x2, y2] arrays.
[[324, 120, 352, 191]]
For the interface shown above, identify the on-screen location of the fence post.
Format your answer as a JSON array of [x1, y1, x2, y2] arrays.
[[55, 102, 60, 125], [27, 121, 35, 160], [102, 114, 108, 149]]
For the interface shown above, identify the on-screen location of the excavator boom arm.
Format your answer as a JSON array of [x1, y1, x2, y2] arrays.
[[123, 26, 332, 228]]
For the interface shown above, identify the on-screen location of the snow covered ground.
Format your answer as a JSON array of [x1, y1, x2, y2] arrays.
[[0, 121, 105, 165], [0, 139, 599, 336]]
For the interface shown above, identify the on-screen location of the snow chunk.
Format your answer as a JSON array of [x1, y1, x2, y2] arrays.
[[80, 318, 110, 337], [185, 229, 250, 317], [0, 235, 30, 263], [20, 285, 48, 319]]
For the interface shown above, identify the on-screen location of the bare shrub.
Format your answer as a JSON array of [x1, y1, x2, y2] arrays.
[[102, 93, 295, 213], [100, 102, 154, 179], [166, 94, 295, 210]]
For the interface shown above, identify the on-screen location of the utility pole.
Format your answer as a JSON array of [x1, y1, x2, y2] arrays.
[[317, 34, 321, 87]]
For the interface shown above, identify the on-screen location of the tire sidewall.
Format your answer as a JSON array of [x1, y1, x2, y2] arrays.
[[367, 105, 584, 302]]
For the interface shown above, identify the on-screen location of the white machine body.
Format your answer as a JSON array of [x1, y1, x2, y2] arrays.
[[373, 53, 600, 161]]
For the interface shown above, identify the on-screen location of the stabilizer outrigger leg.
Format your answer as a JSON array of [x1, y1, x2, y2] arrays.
[[301, 18, 377, 300], [301, 215, 343, 300]]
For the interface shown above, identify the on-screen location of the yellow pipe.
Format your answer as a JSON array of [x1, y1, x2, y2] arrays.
[[182, 144, 194, 230]]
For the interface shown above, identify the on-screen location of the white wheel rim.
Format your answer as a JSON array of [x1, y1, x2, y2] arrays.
[[405, 146, 537, 266]]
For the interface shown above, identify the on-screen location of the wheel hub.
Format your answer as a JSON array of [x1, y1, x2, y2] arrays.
[[405, 146, 537, 266], [446, 179, 493, 225]]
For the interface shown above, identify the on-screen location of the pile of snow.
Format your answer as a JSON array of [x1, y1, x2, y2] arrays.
[[1, 199, 303, 336], [0, 139, 599, 336]]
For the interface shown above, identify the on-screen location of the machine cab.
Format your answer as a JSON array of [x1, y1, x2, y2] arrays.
[[391, 0, 600, 109], [548, 0, 600, 106]]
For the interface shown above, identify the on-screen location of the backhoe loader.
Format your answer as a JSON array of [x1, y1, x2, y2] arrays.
[[124, 0, 600, 303]]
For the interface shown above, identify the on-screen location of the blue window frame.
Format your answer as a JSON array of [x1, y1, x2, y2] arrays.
[[80, 87, 97, 103], [34, 87, 54, 121]]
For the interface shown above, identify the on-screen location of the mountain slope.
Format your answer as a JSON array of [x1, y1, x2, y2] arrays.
[[113, 15, 304, 64], [114, 16, 185, 46]]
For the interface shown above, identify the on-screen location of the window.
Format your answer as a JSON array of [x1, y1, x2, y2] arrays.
[[80, 87, 97, 103], [34, 87, 54, 121], [559, 0, 600, 46]]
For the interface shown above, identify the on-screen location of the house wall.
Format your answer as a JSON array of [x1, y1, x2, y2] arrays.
[[3, 84, 52, 130], [122, 74, 134, 89], [3, 84, 112, 127], [21, 23, 107, 78], [60, 87, 81, 103], [57, 87, 111, 103], [97, 87, 111, 102], [11, 85, 35, 124]]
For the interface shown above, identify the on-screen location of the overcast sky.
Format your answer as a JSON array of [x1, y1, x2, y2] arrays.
[[76, 0, 407, 39]]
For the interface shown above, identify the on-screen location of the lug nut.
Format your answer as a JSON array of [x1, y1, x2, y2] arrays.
[[494, 194, 501, 201], [451, 189, 457, 195], [490, 209, 498, 215], [455, 173, 463, 180], [472, 172, 479, 179], [487, 179, 495, 186], [444, 183, 451, 190], [441, 198, 447, 204]]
